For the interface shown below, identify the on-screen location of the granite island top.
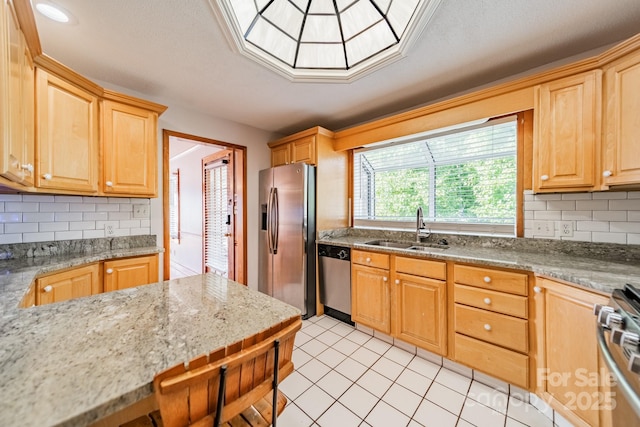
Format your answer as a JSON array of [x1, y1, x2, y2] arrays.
[[318, 229, 640, 294], [0, 251, 300, 426]]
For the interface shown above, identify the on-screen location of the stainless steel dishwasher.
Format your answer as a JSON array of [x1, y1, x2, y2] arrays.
[[318, 244, 353, 325]]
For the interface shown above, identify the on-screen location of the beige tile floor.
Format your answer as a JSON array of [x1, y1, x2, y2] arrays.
[[278, 315, 566, 427]]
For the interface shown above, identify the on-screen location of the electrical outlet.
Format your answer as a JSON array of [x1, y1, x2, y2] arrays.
[[533, 220, 555, 237], [132, 204, 149, 219], [558, 220, 574, 237], [104, 221, 118, 236]]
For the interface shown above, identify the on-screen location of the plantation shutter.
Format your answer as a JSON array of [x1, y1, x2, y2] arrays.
[[203, 156, 229, 276], [169, 170, 180, 240]]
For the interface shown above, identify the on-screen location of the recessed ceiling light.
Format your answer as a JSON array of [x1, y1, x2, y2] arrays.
[[33, 1, 76, 24]]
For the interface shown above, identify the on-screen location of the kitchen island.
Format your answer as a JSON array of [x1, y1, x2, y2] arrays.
[[0, 272, 300, 427]]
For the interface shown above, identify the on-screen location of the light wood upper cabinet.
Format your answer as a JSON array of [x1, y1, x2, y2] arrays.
[[533, 277, 611, 427], [102, 100, 158, 197], [351, 250, 391, 333], [602, 49, 640, 187], [35, 68, 99, 192], [104, 254, 159, 292], [0, 0, 34, 186], [270, 143, 290, 167], [533, 70, 601, 192], [393, 257, 447, 355], [36, 263, 101, 306], [269, 135, 316, 167]]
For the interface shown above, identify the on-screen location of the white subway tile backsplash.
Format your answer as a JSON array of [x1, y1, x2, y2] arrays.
[[0, 195, 152, 243], [525, 191, 639, 244]]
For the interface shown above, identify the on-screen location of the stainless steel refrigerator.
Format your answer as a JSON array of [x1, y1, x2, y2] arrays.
[[258, 163, 316, 318]]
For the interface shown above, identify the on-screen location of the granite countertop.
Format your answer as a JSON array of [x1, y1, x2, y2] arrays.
[[0, 273, 300, 427], [318, 230, 640, 294]]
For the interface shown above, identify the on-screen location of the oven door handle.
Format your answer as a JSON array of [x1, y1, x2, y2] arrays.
[[597, 324, 640, 418]]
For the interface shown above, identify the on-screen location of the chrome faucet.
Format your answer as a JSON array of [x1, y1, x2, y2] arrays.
[[416, 206, 430, 242]]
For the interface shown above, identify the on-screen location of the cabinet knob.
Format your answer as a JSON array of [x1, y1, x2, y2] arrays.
[[602, 170, 613, 178], [43, 285, 53, 293], [42, 173, 52, 180], [395, 279, 400, 284], [483, 297, 491, 305], [105, 181, 113, 187], [540, 175, 549, 181], [365, 257, 371, 263], [21, 164, 34, 173], [106, 268, 113, 274], [484, 324, 492, 331], [483, 276, 491, 283], [383, 277, 388, 282], [533, 286, 542, 293]]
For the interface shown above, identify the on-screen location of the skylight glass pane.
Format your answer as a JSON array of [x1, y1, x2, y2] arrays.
[[345, 20, 395, 66], [340, 0, 382, 40], [256, 0, 271, 10], [308, 0, 335, 13], [247, 17, 297, 66], [229, 0, 258, 34], [373, 0, 392, 13], [387, 0, 420, 37], [301, 15, 342, 42], [291, 0, 310, 12], [297, 43, 346, 68], [335, 0, 355, 13], [263, 0, 304, 38]]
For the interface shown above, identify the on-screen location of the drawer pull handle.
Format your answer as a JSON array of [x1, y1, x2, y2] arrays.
[[395, 279, 400, 285], [533, 286, 542, 293], [365, 257, 371, 263], [540, 174, 549, 181], [484, 324, 492, 331], [106, 181, 114, 187], [483, 297, 491, 305], [383, 277, 388, 282], [43, 285, 53, 293], [603, 170, 613, 178], [106, 268, 114, 274], [483, 276, 491, 283], [42, 173, 52, 180]]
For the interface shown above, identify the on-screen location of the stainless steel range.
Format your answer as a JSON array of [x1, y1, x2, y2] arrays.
[[594, 284, 640, 424]]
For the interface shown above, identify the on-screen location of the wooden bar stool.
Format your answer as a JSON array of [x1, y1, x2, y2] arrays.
[[148, 315, 301, 427]]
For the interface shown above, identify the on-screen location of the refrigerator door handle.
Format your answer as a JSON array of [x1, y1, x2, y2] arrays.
[[267, 187, 274, 254], [273, 187, 279, 255]]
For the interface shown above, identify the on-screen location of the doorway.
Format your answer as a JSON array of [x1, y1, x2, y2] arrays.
[[162, 130, 247, 283]]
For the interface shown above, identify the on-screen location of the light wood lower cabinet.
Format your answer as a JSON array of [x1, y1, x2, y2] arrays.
[[104, 254, 159, 292], [36, 263, 101, 306], [534, 277, 612, 427], [351, 251, 391, 333]]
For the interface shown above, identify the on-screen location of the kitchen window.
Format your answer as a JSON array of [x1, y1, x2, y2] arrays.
[[353, 116, 517, 235]]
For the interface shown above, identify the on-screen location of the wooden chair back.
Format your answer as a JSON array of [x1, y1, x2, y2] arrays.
[[153, 315, 301, 427]]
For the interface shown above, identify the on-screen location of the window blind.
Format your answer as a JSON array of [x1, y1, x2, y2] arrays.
[[204, 159, 229, 276]]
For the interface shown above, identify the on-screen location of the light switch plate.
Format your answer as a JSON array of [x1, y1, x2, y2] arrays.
[[532, 220, 555, 237], [132, 204, 149, 218]]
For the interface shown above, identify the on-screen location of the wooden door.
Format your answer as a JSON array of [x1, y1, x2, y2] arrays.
[[1, 1, 34, 185], [104, 254, 159, 292], [203, 150, 235, 278], [394, 272, 446, 355], [602, 51, 640, 186], [270, 144, 290, 167], [102, 100, 157, 196], [534, 277, 610, 427], [534, 70, 600, 191], [36, 264, 101, 305], [351, 263, 390, 333], [35, 68, 99, 192]]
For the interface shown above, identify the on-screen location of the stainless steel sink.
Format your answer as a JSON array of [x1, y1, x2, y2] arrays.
[[363, 240, 449, 251]]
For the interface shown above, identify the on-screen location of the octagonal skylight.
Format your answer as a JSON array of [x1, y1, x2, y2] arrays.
[[211, 0, 442, 82]]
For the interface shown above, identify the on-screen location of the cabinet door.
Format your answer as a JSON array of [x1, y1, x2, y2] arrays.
[[291, 136, 315, 165], [104, 254, 159, 292], [0, 1, 34, 186], [351, 263, 390, 333], [602, 51, 640, 186], [534, 71, 601, 191], [102, 101, 158, 196], [36, 264, 101, 306], [270, 144, 290, 167], [534, 278, 610, 427], [394, 272, 446, 355], [35, 68, 99, 192]]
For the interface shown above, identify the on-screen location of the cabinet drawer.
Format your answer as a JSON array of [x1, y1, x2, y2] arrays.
[[454, 284, 528, 318], [396, 256, 446, 280], [454, 265, 528, 296], [455, 333, 529, 389], [454, 304, 528, 353], [352, 250, 389, 269]]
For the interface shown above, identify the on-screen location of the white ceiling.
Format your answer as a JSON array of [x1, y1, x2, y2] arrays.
[[32, 0, 640, 136]]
